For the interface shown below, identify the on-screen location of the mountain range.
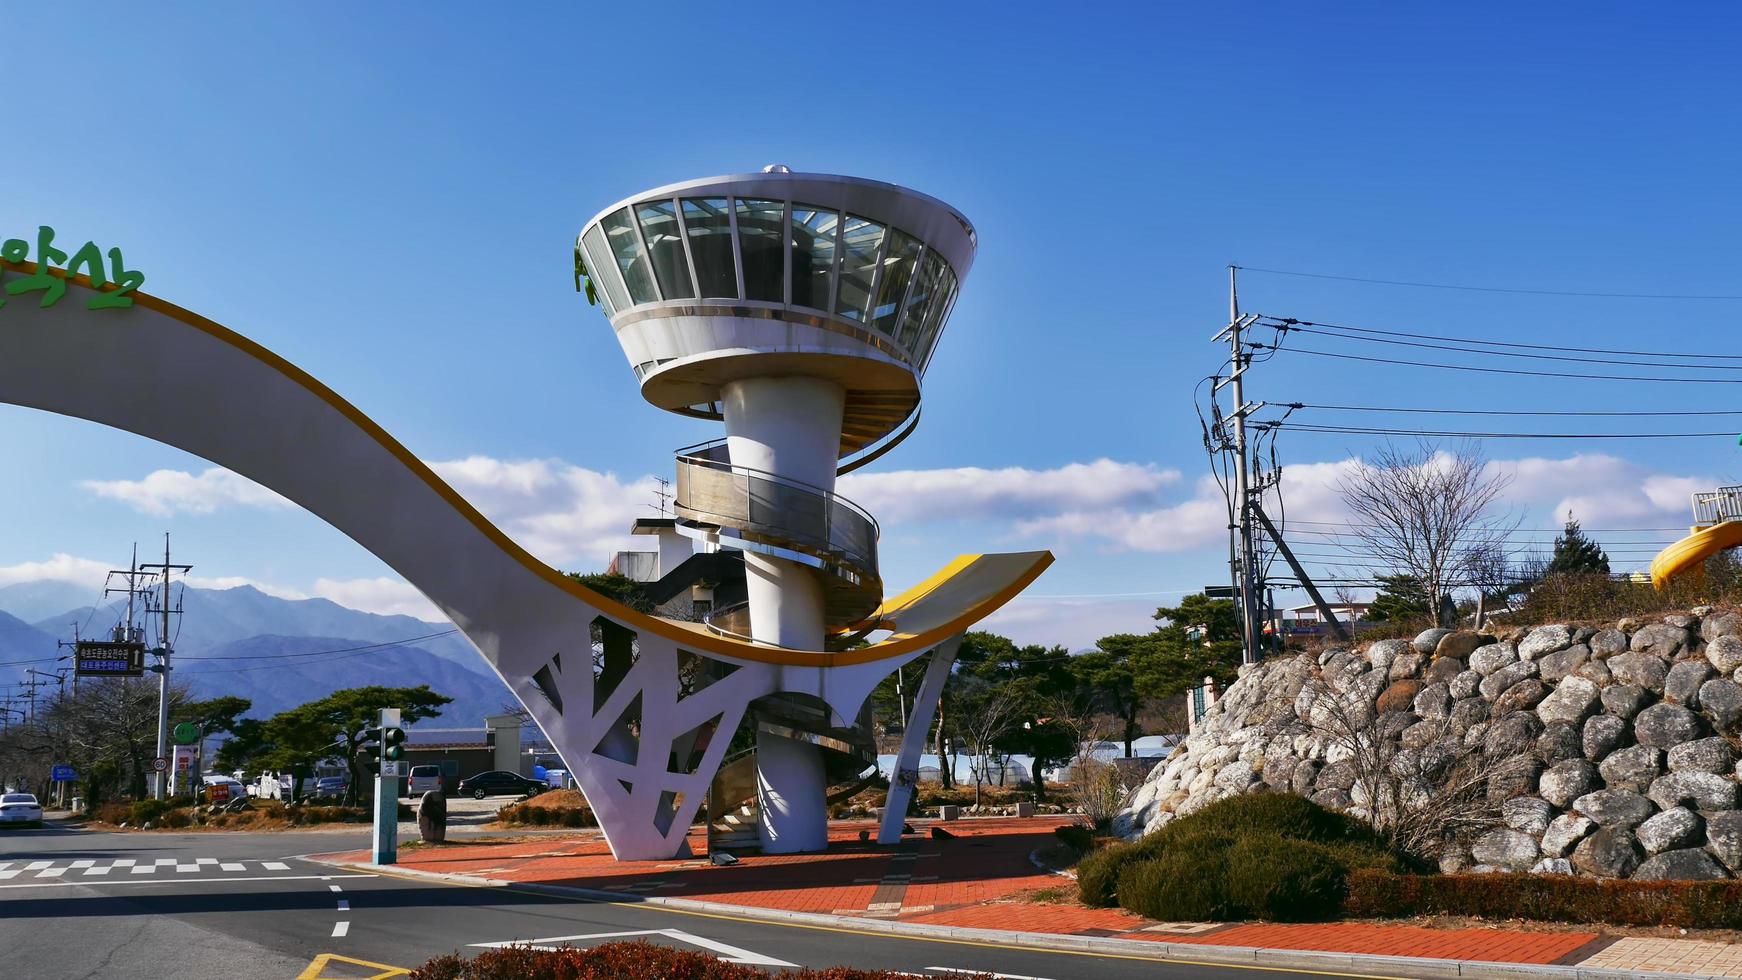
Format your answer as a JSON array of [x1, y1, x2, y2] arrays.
[[0, 581, 515, 726]]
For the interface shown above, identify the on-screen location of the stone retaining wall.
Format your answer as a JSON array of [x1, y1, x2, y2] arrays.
[[1113, 610, 1742, 880]]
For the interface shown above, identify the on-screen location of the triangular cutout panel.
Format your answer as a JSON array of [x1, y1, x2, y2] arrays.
[[676, 649, 740, 702], [667, 712, 724, 775], [653, 790, 684, 837], [592, 617, 639, 714], [531, 662, 564, 715], [594, 692, 642, 766], [617, 778, 634, 795]]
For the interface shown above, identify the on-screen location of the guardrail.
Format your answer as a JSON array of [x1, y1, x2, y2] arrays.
[[1693, 486, 1742, 527]]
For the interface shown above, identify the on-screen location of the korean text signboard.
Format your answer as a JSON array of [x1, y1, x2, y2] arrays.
[[74, 640, 147, 677]]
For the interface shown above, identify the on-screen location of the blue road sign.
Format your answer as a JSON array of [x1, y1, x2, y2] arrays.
[[50, 765, 78, 782]]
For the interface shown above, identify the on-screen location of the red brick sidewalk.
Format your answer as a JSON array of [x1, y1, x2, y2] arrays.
[[320, 817, 1599, 968]]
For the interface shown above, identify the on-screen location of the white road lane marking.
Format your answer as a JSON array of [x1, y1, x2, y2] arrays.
[[262, 861, 290, 870], [328, 885, 343, 893], [472, 929, 796, 968], [220, 863, 245, 871], [23, 861, 51, 871], [131, 865, 154, 874], [0, 873, 376, 891], [69, 860, 94, 868], [331, 921, 349, 938], [82, 866, 110, 876], [113, 859, 135, 867], [35, 868, 65, 878], [154, 858, 176, 866], [0, 871, 19, 880], [176, 864, 199, 872]]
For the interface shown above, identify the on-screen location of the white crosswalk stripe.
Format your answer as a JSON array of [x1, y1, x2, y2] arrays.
[[0, 858, 303, 879]]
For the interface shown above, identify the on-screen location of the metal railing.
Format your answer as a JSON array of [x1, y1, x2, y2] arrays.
[[1693, 486, 1742, 527], [674, 441, 879, 581]]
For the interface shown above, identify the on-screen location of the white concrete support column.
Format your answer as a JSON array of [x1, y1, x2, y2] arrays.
[[721, 375, 846, 853], [879, 636, 961, 844]]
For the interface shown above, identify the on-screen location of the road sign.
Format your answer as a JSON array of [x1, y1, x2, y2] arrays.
[[172, 722, 200, 745], [73, 640, 147, 678], [379, 761, 402, 777], [1203, 585, 1236, 598], [150, 757, 168, 772], [50, 765, 77, 783]]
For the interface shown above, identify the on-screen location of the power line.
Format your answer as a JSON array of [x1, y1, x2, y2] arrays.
[[1260, 317, 1742, 361], [177, 629, 459, 662], [1283, 518, 1689, 532], [1233, 265, 1742, 301], [1254, 344, 1742, 384], [1271, 322, 1742, 372], [1289, 403, 1742, 418], [1260, 421, 1738, 440]]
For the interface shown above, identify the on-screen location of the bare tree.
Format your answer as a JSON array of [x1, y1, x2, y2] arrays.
[[1335, 442, 1519, 626], [955, 686, 1024, 807]]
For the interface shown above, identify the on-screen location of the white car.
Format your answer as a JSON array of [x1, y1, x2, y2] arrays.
[[0, 793, 43, 826], [407, 765, 443, 797]]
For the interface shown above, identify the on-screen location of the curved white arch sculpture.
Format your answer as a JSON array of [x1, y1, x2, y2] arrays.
[[0, 261, 1049, 858]]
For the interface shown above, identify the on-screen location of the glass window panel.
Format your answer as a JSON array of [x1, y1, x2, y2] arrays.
[[636, 200, 694, 300], [601, 207, 659, 304], [582, 225, 629, 314], [833, 215, 884, 322], [789, 203, 839, 310], [897, 249, 946, 350], [870, 230, 921, 335], [735, 198, 785, 302], [681, 197, 737, 299], [915, 279, 957, 369]]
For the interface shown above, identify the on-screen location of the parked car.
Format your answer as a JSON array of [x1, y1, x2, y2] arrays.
[[312, 776, 349, 801], [0, 793, 43, 827], [456, 770, 545, 800], [407, 765, 444, 797]]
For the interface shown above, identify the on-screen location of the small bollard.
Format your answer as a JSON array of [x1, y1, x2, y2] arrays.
[[1014, 801, 1035, 818], [418, 790, 447, 843], [937, 805, 960, 821]]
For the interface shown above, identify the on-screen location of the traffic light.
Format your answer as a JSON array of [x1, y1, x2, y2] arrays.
[[382, 726, 406, 762], [358, 726, 384, 763]]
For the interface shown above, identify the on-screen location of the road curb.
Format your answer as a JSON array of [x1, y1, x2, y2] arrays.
[[307, 857, 1715, 980]]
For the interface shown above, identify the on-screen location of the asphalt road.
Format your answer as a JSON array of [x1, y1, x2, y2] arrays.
[[0, 823, 1394, 980]]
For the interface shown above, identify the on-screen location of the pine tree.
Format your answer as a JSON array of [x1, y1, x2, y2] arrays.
[[1366, 574, 1431, 623], [1546, 514, 1610, 575]]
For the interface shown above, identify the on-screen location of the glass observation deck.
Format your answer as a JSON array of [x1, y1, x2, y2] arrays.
[[578, 187, 964, 375]]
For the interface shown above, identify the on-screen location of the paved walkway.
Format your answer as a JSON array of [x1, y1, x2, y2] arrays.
[[319, 817, 1742, 977]]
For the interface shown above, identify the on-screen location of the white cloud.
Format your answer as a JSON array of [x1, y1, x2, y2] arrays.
[[981, 596, 1164, 651], [1489, 454, 1715, 527], [310, 576, 441, 621], [79, 467, 292, 517], [838, 459, 1179, 524], [427, 456, 657, 567], [0, 554, 113, 589]]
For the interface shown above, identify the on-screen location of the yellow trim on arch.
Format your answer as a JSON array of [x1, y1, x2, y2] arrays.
[[0, 260, 1051, 667]]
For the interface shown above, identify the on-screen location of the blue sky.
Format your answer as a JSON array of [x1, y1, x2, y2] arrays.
[[3, 4, 1740, 647]]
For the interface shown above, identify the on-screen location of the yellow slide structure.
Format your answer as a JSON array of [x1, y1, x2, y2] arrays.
[[1651, 521, 1742, 590]]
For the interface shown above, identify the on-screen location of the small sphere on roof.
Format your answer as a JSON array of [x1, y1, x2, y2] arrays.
[[762, 163, 792, 173]]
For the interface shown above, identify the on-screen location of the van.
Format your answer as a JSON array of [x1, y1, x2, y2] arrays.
[[408, 765, 443, 796]]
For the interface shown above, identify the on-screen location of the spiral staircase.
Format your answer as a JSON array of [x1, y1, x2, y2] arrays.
[[671, 438, 890, 853]]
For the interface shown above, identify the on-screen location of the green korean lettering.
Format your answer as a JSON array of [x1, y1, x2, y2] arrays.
[[65, 240, 109, 287], [89, 246, 143, 310], [4, 226, 69, 307]]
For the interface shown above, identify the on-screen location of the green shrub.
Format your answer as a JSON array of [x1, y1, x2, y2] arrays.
[[129, 799, 171, 824], [1078, 793, 1407, 919], [409, 941, 974, 979], [1223, 836, 1347, 922], [1348, 870, 1742, 929], [157, 809, 192, 829]]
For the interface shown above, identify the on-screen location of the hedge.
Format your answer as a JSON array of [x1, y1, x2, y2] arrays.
[[497, 804, 596, 828], [1349, 869, 1742, 930], [411, 941, 990, 979]]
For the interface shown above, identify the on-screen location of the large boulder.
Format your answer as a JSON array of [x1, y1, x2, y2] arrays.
[[1413, 628, 1455, 655], [1536, 723, 1583, 766], [1435, 630, 1491, 661], [1518, 625, 1574, 660], [1631, 623, 1693, 659], [1703, 612, 1742, 644], [1541, 813, 1596, 857], [1538, 644, 1591, 683], [1637, 806, 1703, 855], [1470, 643, 1518, 677], [1600, 684, 1650, 721], [1575, 659, 1614, 686], [1503, 796, 1555, 837], [1707, 634, 1742, 674], [1598, 745, 1665, 793], [1573, 789, 1657, 830], [1540, 759, 1599, 808], [1389, 652, 1426, 681], [1472, 828, 1541, 871], [1367, 638, 1412, 671], [1376, 679, 1424, 714], [1495, 679, 1549, 714], [1583, 714, 1631, 761], [1483, 713, 1542, 755], [1668, 737, 1735, 775], [1633, 848, 1728, 881], [1589, 628, 1629, 658], [1450, 670, 1482, 700], [1665, 659, 1716, 708], [1424, 656, 1464, 686], [1704, 810, 1742, 873], [1635, 703, 1704, 747], [1700, 679, 1742, 732], [1573, 827, 1643, 877], [1536, 675, 1601, 726], [1649, 771, 1740, 812], [1609, 653, 1669, 693], [1480, 660, 1539, 700], [1414, 682, 1452, 720]]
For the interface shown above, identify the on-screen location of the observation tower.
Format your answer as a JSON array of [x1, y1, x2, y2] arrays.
[[577, 167, 973, 851]]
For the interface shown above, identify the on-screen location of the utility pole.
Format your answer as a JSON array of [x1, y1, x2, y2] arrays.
[[1214, 267, 1263, 664], [139, 534, 191, 800]]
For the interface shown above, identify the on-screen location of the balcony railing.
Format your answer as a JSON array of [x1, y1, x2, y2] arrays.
[[1693, 486, 1742, 527]]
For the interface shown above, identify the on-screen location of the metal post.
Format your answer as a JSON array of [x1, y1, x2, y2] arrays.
[[1227, 267, 1261, 664], [155, 536, 171, 800], [372, 706, 402, 865]]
